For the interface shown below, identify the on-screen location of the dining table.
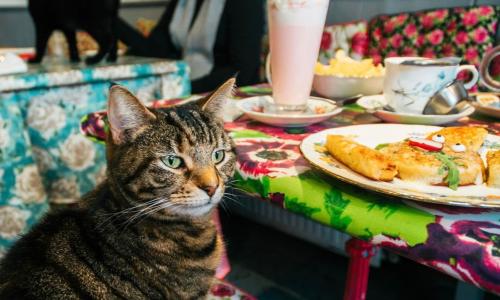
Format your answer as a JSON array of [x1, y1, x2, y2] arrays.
[[81, 83, 500, 300]]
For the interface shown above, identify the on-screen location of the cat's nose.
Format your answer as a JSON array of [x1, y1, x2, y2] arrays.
[[200, 184, 218, 197]]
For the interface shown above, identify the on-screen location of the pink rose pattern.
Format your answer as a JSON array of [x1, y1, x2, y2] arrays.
[[318, 21, 368, 61], [368, 5, 498, 69]]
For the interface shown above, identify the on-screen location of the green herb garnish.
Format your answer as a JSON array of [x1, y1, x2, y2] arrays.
[[375, 143, 389, 150], [432, 152, 460, 190]]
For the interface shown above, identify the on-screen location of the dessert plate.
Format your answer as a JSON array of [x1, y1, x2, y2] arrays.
[[300, 124, 500, 207], [236, 95, 342, 127], [470, 93, 500, 119], [357, 94, 475, 125]]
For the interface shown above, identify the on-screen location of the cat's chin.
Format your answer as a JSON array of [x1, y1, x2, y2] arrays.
[[175, 202, 215, 217]]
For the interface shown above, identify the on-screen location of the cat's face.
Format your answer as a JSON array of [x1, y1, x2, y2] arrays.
[[106, 79, 236, 218]]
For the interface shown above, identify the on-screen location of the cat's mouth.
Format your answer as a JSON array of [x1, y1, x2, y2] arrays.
[[165, 186, 224, 216]]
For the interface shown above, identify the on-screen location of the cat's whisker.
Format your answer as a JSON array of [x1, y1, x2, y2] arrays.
[[218, 201, 232, 216], [101, 198, 162, 216], [100, 197, 167, 231], [225, 184, 247, 194], [120, 200, 169, 228], [96, 197, 166, 230], [120, 200, 179, 230], [221, 194, 243, 208]]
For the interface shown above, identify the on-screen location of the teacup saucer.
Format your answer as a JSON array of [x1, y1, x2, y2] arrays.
[[357, 94, 475, 125], [236, 95, 342, 127]]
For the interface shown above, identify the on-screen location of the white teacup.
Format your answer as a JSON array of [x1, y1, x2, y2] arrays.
[[383, 57, 479, 114]]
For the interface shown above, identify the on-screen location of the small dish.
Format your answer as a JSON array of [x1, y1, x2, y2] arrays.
[[470, 93, 500, 119], [312, 74, 384, 99], [357, 94, 475, 125], [236, 95, 342, 127]]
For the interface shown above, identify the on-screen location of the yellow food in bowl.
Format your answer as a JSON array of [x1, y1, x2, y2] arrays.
[[315, 50, 385, 78]]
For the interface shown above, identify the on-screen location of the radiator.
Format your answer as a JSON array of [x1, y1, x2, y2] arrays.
[[225, 193, 383, 267]]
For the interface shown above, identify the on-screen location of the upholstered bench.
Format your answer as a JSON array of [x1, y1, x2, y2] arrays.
[[0, 57, 190, 256]]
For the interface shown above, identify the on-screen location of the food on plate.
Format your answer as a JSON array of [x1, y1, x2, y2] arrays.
[[487, 150, 500, 188], [408, 138, 443, 151], [476, 93, 500, 107], [426, 127, 488, 152], [314, 50, 385, 78], [380, 141, 484, 190], [326, 135, 397, 181], [324, 126, 491, 190]]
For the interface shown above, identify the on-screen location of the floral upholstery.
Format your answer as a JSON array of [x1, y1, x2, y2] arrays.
[[319, 21, 369, 62], [0, 97, 48, 258], [367, 5, 499, 66], [0, 57, 190, 257]]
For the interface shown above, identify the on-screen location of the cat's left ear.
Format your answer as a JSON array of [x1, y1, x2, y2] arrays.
[[198, 77, 236, 119]]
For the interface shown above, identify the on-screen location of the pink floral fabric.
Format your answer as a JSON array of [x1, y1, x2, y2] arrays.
[[319, 21, 369, 62], [367, 5, 499, 66]]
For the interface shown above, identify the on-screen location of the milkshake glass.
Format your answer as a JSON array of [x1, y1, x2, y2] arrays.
[[267, 0, 329, 113]]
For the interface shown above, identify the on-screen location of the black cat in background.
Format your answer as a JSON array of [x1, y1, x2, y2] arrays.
[[28, 0, 120, 64]]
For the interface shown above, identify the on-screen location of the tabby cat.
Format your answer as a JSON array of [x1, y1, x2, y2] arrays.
[[0, 78, 237, 299], [28, 0, 119, 64]]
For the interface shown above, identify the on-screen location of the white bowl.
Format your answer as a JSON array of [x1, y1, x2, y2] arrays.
[[312, 74, 384, 99]]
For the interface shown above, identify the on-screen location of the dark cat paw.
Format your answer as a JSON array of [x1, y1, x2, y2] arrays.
[[28, 56, 43, 64], [85, 55, 103, 65], [70, 55, 81, 63], [106, 55, 118, 63]]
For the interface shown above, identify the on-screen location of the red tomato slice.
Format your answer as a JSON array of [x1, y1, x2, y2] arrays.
[[408, 137, 443, 151]]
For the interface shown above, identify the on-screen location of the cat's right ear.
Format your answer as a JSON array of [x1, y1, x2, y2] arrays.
[[107, 85, 156, 145]]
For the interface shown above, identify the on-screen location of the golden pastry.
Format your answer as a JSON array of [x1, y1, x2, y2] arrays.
[[380, 141, 484, 189], [326, 135, 397, 181], [427, 127, 488, 152], [487, 150, 500, 188]]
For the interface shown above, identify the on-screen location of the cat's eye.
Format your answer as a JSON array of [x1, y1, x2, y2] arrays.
[[212, 149, 225, 164], [162, 155, 184, 169]]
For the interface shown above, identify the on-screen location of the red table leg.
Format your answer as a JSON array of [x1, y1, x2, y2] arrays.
[[343, 238, 375, 300]]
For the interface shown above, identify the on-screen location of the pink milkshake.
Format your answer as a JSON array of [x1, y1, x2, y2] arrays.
[[268, 0, 329, 112]]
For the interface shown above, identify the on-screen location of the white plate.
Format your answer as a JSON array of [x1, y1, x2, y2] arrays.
[[236, 95, 342, 127], [356, 94, 475, 125], [300, 124, 500, 207]]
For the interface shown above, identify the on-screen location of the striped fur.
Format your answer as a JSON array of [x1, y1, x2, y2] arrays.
[[0, 79, 237, 299]]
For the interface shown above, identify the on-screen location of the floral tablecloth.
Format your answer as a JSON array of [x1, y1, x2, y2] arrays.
[[81, 85, 500, 294], [0, 56, 190, 256]]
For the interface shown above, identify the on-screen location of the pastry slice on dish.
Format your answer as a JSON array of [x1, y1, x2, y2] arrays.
[[427, 127, 488, 152], [326, 135, 397, 181], [380, 141, 484, 189], [487, 150, 500, 188]]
